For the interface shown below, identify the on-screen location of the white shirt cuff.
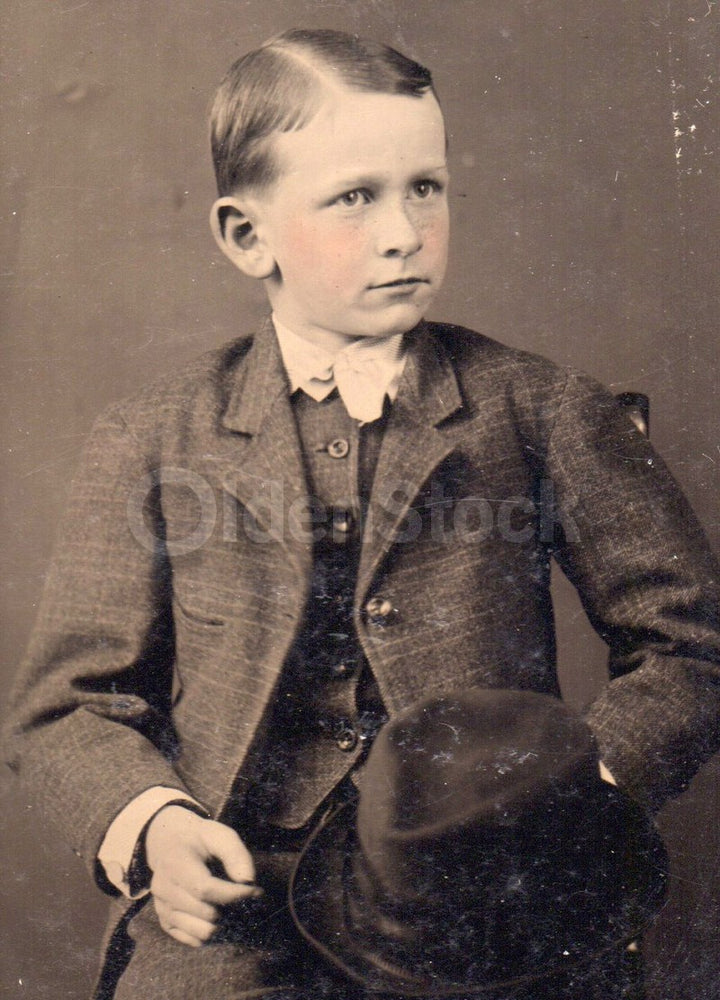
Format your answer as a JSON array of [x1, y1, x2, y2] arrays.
[[98, 786, 205, 898]]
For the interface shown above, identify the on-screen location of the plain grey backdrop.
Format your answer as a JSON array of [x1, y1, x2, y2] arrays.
[[1, 2, 718, 997]]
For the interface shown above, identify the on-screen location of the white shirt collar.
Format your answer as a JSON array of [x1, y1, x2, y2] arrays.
[[272, 314, 407, 423]]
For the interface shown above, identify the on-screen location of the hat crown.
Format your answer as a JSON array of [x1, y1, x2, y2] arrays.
[[362, 690, 598, 840]]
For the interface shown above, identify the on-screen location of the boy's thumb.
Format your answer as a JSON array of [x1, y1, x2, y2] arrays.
[[203, 821, 257, 886]]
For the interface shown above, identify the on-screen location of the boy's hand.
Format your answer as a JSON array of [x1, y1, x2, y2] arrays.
[[145, 805, 261, 947]]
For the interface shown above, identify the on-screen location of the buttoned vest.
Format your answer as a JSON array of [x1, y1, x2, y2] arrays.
[[237, 390, 388, 830]]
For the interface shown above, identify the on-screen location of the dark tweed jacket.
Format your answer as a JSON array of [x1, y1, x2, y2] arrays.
[[6, 319, 720, 895]]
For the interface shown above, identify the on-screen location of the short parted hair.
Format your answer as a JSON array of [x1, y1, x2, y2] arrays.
[[210, 28, 436, 197]]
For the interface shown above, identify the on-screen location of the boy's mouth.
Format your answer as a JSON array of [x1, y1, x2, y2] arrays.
[[371, 277, 428, 289]]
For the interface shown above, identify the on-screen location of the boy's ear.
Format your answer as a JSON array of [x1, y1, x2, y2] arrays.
[[209, 196, 276, 279]]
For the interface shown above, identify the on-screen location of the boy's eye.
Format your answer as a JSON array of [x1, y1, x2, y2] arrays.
[[411, 179, 441, 199], [336, 189, 371, 208]]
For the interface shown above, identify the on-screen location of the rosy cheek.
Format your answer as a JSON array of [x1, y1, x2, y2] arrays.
[[313, 228, 366, 284], [284, 221, 317, 261], [421, 215, 450, 261], [279, 218, 368, 295]]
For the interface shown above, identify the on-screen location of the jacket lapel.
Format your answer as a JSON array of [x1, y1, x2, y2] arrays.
[[356, 324, 463, 603], [219, 318, 313, 586], [215, 319, 464, 602]]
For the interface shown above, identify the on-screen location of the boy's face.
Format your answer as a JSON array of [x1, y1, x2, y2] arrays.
[[244, 85, 449, 344]]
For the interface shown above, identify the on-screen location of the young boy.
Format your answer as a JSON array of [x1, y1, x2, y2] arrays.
[[5, 27, 720, 1000]]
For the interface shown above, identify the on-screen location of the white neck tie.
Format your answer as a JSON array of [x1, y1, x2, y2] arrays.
[[332, 348, 391, 423]]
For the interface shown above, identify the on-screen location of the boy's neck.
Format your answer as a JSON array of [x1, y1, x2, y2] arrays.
[[271, 312, 364, 357]]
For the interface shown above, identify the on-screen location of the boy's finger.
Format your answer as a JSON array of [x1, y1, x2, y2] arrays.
[[163, 926, 204, 949], [158, 885, 219, 924], [201, 874, 263, 906], [164, 910, 217, 944], [154, 854, 260, 906], [153, 898, 208, 947]]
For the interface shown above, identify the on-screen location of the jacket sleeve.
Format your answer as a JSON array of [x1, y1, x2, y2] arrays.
[[2, 406, 197, 884], [545, 370, 720, 812]]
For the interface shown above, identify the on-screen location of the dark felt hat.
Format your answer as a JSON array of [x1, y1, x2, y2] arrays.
[[290, 689, 668, 996]]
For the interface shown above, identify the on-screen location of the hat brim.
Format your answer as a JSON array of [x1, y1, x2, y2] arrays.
[[289, 794, 667, 997]]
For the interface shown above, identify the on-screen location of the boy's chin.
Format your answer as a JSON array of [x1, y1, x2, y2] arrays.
[[354, 303, 428, 339]]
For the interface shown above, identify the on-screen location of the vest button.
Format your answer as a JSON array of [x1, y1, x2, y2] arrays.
[[335, 723, 359, 752], [327, 438, 350, 459], [365, 596, 395, 624], [331, 508, 353, 542], [330, 661, 354, 679]]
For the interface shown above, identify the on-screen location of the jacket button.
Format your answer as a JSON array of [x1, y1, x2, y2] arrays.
[[330, 661, 354, 679], [327, 438, 350, 459], [335, 723, 359, 752], [365, 596, 395, 624]]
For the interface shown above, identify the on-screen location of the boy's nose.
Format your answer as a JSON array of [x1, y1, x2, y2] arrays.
[[376, 203, 423, 257]]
